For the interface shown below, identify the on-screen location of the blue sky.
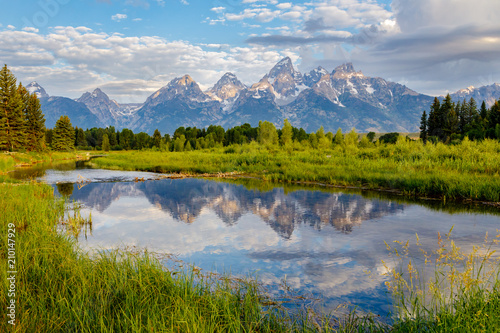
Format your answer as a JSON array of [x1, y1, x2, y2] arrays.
[[1, 0, 499, 102]]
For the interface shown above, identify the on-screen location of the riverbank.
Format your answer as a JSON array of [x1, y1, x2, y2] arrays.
[[0, 151, 91, 182], [91, 138, 500, 203]]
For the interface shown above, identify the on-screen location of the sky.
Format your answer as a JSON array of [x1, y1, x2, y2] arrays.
[[0, 0, 499, 103]]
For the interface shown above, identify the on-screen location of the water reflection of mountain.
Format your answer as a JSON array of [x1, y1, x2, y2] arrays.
[[61, 182, 143, 213], [68, 179, 405, 239]]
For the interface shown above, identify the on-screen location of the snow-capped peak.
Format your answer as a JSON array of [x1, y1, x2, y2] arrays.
[[26, 81, 49, 99]]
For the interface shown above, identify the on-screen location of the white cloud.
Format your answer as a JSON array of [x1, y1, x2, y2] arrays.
[[225, 7, 281, 23], [1, 26, 298, 102], [276, 2, 292, 9], [111, 13, 128, 22], [266, 26, 290, 31], [132, 18, 143, 22], [210, 7, 226, 13], [7, 25, 15, 30], [22, 27, 39, 33]]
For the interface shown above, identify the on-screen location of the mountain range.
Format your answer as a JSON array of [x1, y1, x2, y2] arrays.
[[31, 58, 500, 134]]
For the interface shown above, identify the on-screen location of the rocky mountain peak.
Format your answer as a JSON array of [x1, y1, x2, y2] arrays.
[[267, 57, 303, 84], [264, 57, 305, 105], [207, 72, 246, 101], [26, 81, 49, 99], [304, 66, 329, 87], [334, 63, 355, 74], [332, 63, 364, 79], [177, 75, 195, 86], [78, 88, 112, 104]]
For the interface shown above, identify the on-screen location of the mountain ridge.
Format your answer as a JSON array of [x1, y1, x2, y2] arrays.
[[33, 59, 500, 134]]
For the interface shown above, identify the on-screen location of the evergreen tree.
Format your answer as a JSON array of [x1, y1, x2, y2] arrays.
[[488, 101, 500, 130], [419, 110, 428, 143], [153, 129, 162, 148], [52, 115, 75, 151], [480, 101, 488, 121], [22, 86, 46, 151], [440, 94, 456, 140], [0, 65, 26, 151], [427, 97, 441, 139], [75, 127, 86, 147], [466, 97, 479, 129], [280, 119, 293, 147], [102, 133, 110, 152]]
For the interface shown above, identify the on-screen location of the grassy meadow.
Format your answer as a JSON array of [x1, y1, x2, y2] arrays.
[[92, 137, 500, 203]]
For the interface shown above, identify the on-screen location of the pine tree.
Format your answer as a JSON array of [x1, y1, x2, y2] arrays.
[[153, 129, 162, 148], [467, 97, 478, 124], [22, 86, 46, 151], [0, 65, 26, 151], [75, 127, 86, 147], [102, 133, 110, 152], [480, 101, 488, 121], [488, 101, 500, 131], [441, 94, 456, 140], [419, 110, 428, 143], [52, 115, 75, 151], [427, 97, 441, 139]]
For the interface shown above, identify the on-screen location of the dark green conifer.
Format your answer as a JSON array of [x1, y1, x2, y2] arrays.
[[427, 97, 441, 139], [153, 129, 162, 148], [52, 115, 75, 151], [21, 86, 46, 151], [0, 65, 26, 151]]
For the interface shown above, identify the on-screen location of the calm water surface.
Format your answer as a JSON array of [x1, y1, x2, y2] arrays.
[[12, 161, 500, 317]]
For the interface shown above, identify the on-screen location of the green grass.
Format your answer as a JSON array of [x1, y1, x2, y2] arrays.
[[383, 228, 500, 332], [92, 138, 500, 202]]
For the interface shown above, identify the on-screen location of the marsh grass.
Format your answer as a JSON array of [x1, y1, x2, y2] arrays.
[[383, 227, 500, 332], [92, 138, 500, 202]]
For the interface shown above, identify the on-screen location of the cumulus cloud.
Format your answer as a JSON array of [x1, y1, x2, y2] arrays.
[[210, 6, 225, 13], [240, 0, 500, 95], [111, 13, 128, 22], [22, 27, 39, 33], [1, 26, 298, 102]]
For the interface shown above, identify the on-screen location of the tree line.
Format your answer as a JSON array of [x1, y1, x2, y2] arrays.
[[419, 95, 500, 143], [56, 120, 375, 152]]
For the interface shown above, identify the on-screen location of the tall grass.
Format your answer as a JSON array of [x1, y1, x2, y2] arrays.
[[383, 227, 500, 332], [92, 138, 500, 202]]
